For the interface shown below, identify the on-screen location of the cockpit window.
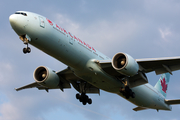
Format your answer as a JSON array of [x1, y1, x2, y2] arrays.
[[15, 12, 27, 16]]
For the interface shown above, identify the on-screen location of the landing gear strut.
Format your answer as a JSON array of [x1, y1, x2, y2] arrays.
[[119, 77, 135, 99], [20, 35, 31, 54], [120, 86, 135, 99], [76, 93, 92, 105]]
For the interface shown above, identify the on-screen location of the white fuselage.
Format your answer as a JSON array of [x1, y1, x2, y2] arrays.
[[9, 11, 172, 111]]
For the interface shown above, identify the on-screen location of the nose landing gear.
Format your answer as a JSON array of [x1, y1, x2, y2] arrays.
[[23, 44, 31, 54], [19, 34, 31, 54]]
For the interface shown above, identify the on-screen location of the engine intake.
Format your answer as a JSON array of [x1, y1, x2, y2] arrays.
[[34, 66, 60, 88], [112, 53, 139, 76]]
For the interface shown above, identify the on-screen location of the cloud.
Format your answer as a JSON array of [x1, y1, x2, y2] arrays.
[[53, 13, 80, 34], [52, 12, 141, 58], [159, 28, 172, 42], [0, 102, 21, 120]]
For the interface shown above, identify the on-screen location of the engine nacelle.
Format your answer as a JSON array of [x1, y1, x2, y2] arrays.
[[33, 66, 60, 88], [112, 53, 139, 76]]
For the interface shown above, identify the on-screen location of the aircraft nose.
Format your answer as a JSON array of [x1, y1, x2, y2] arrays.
[[9, 14, 17, 27], [9, 14, 26, 35]]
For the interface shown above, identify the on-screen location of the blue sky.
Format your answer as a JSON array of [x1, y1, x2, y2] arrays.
[[1, 0, 180, 120]]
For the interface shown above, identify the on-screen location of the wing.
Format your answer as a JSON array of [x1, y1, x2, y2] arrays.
[[16, 67, 100, 94], [136, 56, 180, 75], [15, 82, 39, 91], [99, 56, 180, 75], [98, 56, 180, 87]]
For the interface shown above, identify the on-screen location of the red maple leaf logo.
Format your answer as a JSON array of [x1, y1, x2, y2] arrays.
[[161, 78, 168, 93]]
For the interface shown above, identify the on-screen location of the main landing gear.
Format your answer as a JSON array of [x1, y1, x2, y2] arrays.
[[119, 77, 135, 99], [19, 35, 31, 54], [120, 86, 135, 99], [76, 93, 92, 105], [74, 82, 92, 105]]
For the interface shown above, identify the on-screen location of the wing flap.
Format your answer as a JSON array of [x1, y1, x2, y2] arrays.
[[165, 99, 180, 105], [71, 81, 100, 94], [84, 83, 100, 94], [128, 72, 148, 88]]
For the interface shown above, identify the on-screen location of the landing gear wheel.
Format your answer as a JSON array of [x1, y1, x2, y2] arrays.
[[23, 47, 31, 54], [27, 47, 31, 53], [131, 92, 135, 98], [82, 101, 87, 105], [76, 93, 80, 99], [125, 94, 130, 99], [76, 93, 92, 105], [23, 48, 27, 54], [88, 98, 92, 104], [125, 86, 130, 92]]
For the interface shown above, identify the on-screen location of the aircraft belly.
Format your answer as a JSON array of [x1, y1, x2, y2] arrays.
[[73, 59, 123, 93], [122, 84, 171, 110], [75, 72, 122, 93]]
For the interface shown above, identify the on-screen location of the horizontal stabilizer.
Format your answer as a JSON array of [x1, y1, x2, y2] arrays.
[[165, 99, 180, 105], [133, 106, 148, 111]]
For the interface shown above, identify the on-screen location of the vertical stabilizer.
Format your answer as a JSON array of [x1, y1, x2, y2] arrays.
[[154, 73, 170, 98]]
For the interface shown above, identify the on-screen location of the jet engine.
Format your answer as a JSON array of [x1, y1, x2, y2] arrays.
[[112, 53, 139, 76], [33, 66, 60, 88]]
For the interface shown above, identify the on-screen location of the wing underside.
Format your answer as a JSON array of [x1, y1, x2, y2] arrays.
[[136, 57, 180, 75], [98, 56, 180, 88], [99, 56, 180, 76], [15, 82, 39, 91], [15, 68, 100, 94], [16, 57, 180, 93]]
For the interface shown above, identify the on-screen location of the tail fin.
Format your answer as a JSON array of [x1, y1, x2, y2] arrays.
[[154, 73, 170, 98]]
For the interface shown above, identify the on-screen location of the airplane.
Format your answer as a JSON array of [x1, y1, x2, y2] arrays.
[[9, 11, 180, 111]]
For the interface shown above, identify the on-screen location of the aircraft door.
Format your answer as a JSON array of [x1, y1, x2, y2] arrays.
[[68, 33, 74, 45], [39, 16, 45, 28], [69, 37, 74, 45]]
